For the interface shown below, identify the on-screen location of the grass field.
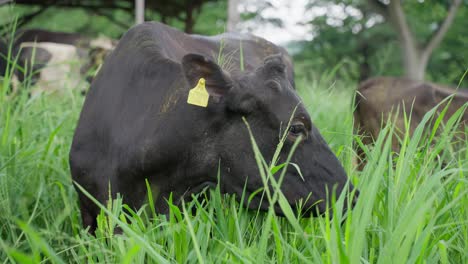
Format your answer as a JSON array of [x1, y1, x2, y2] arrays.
[[0, 68, 467, 263]]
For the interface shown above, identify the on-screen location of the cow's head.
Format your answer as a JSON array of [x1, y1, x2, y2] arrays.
[[181, 53, 354, 216], [15, 45, 52, 85]]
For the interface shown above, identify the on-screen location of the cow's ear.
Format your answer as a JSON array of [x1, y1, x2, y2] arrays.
[[182, 53, 233, 98]]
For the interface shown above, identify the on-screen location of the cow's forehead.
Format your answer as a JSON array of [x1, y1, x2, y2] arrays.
[[276, 94, 309, 120], [258, 82, 310, 123], [233, 66, 311, 124]]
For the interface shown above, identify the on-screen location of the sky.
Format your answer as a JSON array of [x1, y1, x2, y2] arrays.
[[238, 0, 365, 45], [239, 0, 314, 45]]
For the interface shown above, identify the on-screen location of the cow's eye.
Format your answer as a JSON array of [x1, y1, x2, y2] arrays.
[[288, 122, 307, 139]]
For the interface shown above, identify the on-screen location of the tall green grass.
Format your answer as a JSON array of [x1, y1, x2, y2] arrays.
[[0, 69, 467, 263]]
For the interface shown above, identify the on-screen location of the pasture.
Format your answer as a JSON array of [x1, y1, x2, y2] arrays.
[[1, 1, 468, 263], [0, 70, 467, 262]]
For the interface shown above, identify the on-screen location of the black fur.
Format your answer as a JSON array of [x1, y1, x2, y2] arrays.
[[70, 22, 353, 232]]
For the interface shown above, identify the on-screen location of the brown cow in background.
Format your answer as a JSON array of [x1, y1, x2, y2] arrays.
[[354, 76, 467, 170]]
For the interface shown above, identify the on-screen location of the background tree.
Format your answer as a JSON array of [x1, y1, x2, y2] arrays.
[[1, 0, 221, 34], [2, 0, 467, 86], [367, 0, 462, 81], [294, 0, 467, 86], [145, 0, 220, 33], [238, 0, 283, 33]]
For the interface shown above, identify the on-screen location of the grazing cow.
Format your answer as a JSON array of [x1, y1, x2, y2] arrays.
[[354, 76, 467, 169], [70, 22, 354, 232]]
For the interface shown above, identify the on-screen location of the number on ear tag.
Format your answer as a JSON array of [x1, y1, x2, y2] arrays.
[[187, 78, 209, 107]]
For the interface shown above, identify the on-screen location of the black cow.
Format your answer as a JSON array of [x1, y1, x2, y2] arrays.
[[70, 22, 353, 232]]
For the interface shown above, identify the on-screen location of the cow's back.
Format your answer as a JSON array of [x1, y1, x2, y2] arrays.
[[14, 29, 89, 47], [196, 32, 295, 86]]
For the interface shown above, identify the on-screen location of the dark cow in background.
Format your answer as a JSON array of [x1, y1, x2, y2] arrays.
[[354, 76, 467, 169], [13, 29, 89, 46], [1, 29, 116, 95], [70, 22, 354, 232]]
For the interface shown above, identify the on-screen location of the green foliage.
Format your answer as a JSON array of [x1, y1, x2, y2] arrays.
[[0, 62, 467, 262], [0, 4, 467, 262], [422, 5, 468, 86], [193, 1, 228, 35], [0, 5, 132, 39], [0, 0, 228, 39], [295, 0, 468, 87]]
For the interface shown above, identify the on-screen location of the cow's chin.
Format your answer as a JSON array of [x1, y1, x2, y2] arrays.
[[183, 181, 218, 199], [184, 181, 333, 218], [244, 192, 328, 218]]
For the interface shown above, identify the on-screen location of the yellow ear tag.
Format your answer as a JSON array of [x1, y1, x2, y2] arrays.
[[187, 78, 209, 107]]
